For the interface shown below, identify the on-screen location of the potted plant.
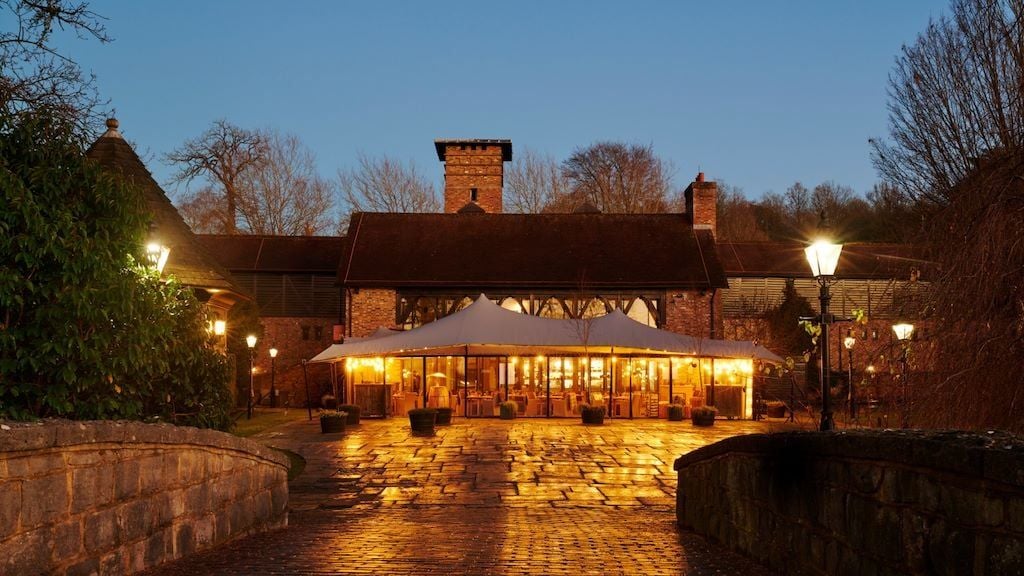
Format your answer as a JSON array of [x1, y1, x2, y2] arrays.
[[668, 404, 685, 421], [408, 407, 437, 435], [319, 410, 348, 434], [580, 404, 605, 425], [691, 406, 717, 426], [499, 401, 517, 420], [436, 406, 453, 425], [339, 404, 361, 425]]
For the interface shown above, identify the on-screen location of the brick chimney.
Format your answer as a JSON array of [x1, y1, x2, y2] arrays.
[[684, 172, 717, 236], [435, 139, 512, 213]]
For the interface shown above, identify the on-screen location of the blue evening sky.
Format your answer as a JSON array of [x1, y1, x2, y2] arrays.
[[60, 1, 945, 201]]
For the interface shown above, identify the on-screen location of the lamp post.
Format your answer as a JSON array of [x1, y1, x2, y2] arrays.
[[892, 322, 915, 428], [246, 334, 257, 419], [844, 335, 856, 422], [805, 239, 843, 431], [269, 347, 278, 408]]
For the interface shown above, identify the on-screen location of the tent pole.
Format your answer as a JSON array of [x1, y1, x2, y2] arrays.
[[546, 356, 551, 418], [302, 359, 312, 420], [669, 357, 674, 409], [422, 356, 427, 409], [504, 356, 509, 402], [622, 358, 630, 416], [463, 351, 469, 419]]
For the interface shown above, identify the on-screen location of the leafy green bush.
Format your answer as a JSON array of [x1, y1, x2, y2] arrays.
[[0, 113, 232, 429]]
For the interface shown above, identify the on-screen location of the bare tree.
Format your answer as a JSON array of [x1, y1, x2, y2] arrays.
[[165, 120, 266, 234], [870, 0, 1023, 205], [338, 153, 439, 213], [504, 147, 566, 213], [236, 130, 335, 235], [871, 0, 1024, 432], [175, 186, 226, 234], [715, 182, 771, 241], [559, 141, 674, 213], [0, 0, 110, 132]]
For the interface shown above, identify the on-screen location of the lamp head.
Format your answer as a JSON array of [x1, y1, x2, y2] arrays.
[[269, 347, 278, 358], [804, 239, 843, 277], [213, 320, 226, 336], [246, 334, 257, 349], [843, 336, 856, 350], [892, 323, 915, 342]]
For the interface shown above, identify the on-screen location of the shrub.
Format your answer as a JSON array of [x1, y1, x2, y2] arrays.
[[0, 113, 232, 429], [499, 401, 517, 419], [339, 404, 361, 424]]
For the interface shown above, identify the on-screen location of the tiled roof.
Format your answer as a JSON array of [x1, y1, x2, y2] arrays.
[[717, 241, 930, 280], [339, 212, 727, 289], [197, 235, 344, 272], [85, 121, 249, 298]]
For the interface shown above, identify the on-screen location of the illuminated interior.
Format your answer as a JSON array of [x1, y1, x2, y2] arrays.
[[343, 353, 757, 420]]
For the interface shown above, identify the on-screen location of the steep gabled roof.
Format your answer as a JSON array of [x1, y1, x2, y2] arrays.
[[339, 212, 727, 290], [85, 120, 249, 298], [197, 234, 344, 273], [717, 241, 930, 280]]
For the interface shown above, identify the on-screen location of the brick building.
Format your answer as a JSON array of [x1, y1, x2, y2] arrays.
[[197, 137, 929, 418]]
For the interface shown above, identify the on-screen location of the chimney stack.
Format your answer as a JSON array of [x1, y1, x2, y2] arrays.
[[435, 139, 512, 213], [685, 172, 717, 236]]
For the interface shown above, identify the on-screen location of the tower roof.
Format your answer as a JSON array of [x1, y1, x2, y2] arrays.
[[85, 119, 249, 300]]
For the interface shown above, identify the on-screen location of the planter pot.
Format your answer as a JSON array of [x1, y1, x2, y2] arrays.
[[581, 408, 605, 425], [499, 403, 517, 420], [339, 405, 361, 425], [320, 413, 347, 434], [691, 413, 716, 427], [668, 405, 685, 421], [409, 409, 437, 436], [436, 407, 453, 425]]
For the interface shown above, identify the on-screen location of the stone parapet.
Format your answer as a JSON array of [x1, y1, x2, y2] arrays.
[[674, 430, 1024, 575], [0, 420, 289, 575]]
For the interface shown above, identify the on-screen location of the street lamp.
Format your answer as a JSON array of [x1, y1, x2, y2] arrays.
[[246, 334, 257, 419], [843, 335, 856, 422], [805, 239, 843, 431], [269, 347, 278, 408], [892, 322, 914, 428]]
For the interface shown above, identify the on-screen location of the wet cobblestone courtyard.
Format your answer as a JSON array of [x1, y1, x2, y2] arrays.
[[145, 418, 796, 575]]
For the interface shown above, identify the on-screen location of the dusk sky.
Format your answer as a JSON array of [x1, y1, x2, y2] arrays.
[[63, 1, 945, 203]]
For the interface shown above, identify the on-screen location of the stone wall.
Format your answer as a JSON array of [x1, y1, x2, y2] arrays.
[[0, 421, 289, 575], [674, 430, 1024, 575]]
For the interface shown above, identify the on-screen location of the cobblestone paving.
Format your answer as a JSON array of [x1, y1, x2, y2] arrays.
[[145, 418, 799, 575]]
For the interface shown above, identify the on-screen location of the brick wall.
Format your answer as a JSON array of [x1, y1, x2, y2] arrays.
[[442, 144, 504, 213], [674, 430, 1024, 575], [0, 421, 288, 575], [684, 177, 717, 236], [251, 317, 336, 407], [349, 288, 397, 338], [663, 290, 720, 338]]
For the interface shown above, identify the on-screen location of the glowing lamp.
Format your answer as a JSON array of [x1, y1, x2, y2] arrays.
[[146, 242, 171, 274], [269, 347, 278, 359], [213, 320, 226, 336], [843, 336, 856, 350], [246, 334, 257, 349], [804, 240, 843, 277], [892, 323, 915, 342]]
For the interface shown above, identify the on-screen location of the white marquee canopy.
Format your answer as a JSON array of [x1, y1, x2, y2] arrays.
[[310, 294, 782, 363]]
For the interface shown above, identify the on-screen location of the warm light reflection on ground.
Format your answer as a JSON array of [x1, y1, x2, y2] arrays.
[[143, 418, 797, 575]]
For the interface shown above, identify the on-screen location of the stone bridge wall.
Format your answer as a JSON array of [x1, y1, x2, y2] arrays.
[[0, 420, 289, 575], [674, 430, 1024, 575]]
